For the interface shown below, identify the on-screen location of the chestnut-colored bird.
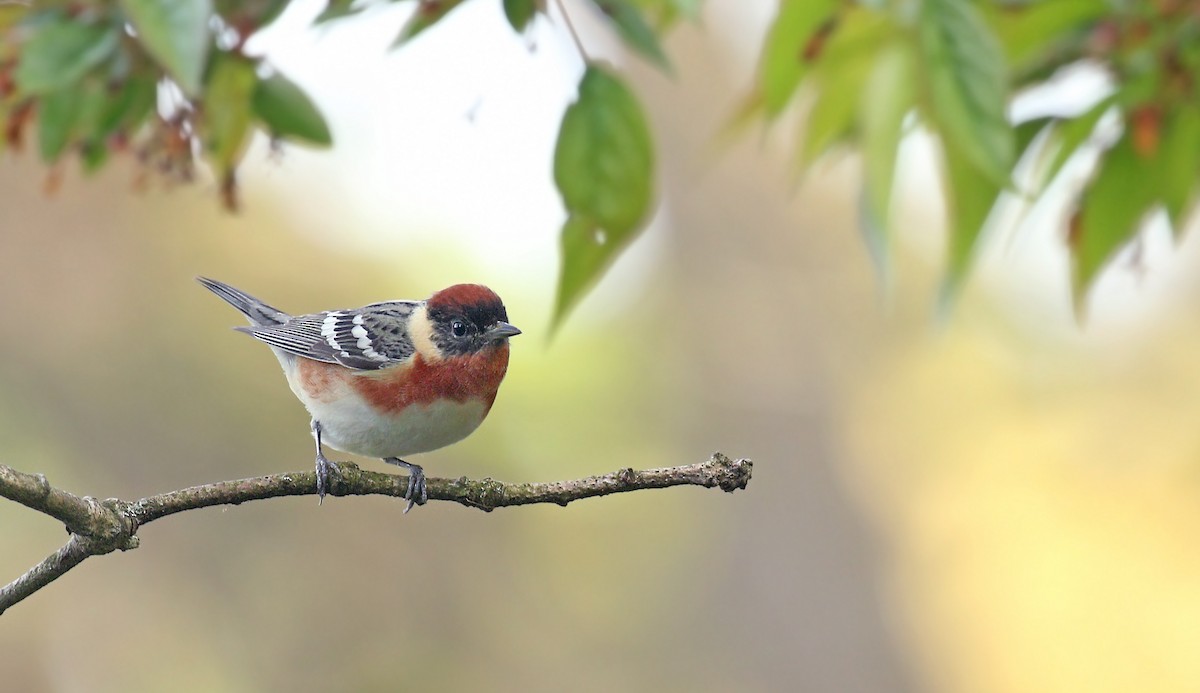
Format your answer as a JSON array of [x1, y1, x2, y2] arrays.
[[199, 277, 520, 511]]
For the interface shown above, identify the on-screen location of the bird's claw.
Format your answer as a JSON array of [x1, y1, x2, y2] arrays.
[[385, 457, 427, 513], [403, 466, 428, 514], [316, 452, 338, 503]]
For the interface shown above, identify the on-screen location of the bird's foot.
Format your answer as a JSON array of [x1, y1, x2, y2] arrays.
[[316, 452, 340, 503], [385, 458, 427, 513]]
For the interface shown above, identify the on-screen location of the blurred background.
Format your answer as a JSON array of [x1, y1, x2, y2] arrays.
[[5, 1, 1200, 691]]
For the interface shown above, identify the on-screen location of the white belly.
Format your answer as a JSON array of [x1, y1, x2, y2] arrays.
[[313, 394, 488, 459], [274, 348, 489, 459]]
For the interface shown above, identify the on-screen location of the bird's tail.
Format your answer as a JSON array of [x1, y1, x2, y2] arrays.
[[197, 277, 291, 327]]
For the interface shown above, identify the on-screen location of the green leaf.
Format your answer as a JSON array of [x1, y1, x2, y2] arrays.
[[393, 0, 466, 48], [252, 71, 332, 147], [314, 0, 362, 24], [939, 138, 1003, 307], [799, 49, 872, 165], [859, 41, 915, 271], [1070, 131, 1158, 308], [37, 88, 82, 162], [503, 0, 541, 33], [593, 0, 670, 71], [1038, 95, 1115, 192], [96, 75, 158, 138], [918, 0, 1013, 187], [796, 8, 891, 166], [985, 0, 1106, 74], [15, 18, 119, 94], [759, 0, 838, 117], [203, 53, 257, 173], [1159, 104, 1200, 231], [119, 0, 212, 96], [552, 66, 655, 330]]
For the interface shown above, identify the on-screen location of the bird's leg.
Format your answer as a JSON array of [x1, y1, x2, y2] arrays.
[[311, 419, 336, 503], [384, 457, 427, 513]]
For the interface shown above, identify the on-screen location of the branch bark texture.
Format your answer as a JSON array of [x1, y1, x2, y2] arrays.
[[0, 453, 751, 615]]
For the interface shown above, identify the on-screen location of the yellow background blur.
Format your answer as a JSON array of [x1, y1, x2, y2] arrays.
[[5, 2, 1200, 692]]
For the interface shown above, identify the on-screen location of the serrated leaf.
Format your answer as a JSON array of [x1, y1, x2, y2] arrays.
[[552, 65, 654, 330], [15, 18, 119, 94], [594, 0, 670, 71], [859, 42, 915, 271], [37, 88, 82, 162], [918, 0, 1013, 187], [252, 71, 332, 147], [203, 53, 257, 174], [393, 0, 466, 48], [759, 0, 837, 118], [1070, 131, 1158, 308], [1159, 105, 1200, 232], [503, 0, 540, 33], [120, 0, 212, 96]]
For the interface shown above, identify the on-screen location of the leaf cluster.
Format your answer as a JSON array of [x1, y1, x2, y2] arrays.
[[742, 0, 1200, 312], [4, 1, 1197, 325], [0, 0, 694, 329]]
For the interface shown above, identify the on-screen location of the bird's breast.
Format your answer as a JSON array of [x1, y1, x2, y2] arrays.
[[350, 346, 510, 415]]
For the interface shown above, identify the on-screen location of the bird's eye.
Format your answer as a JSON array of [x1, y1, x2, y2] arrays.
[[450, 319, 468, 338]]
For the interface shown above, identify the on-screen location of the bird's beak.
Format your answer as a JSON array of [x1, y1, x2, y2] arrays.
[[486, 321, 522, 340]]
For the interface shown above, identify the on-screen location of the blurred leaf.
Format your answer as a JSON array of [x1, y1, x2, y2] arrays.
[[215, 0, 290, 27], [96, 75, 158, 138], [796, 8, 891, 166], [918, 0, 1013, 186], [119, 0, 212, 96], [800, 51, 872, 165], [1070, 131, 1157, 308], [503, 0, 541, 33], [1159, 104, 1200, 231], [203, 53, 257, 176], [759, 0, 837, 118], [1040, 95, 1115, 192], [985, 0, 1106, 74], [15, 18, 119, 95], [939, 138, 1002, 306], [859, 41, 915, 270], [77, 79, 113, 174], [314, 0, 362, 23], [393, 0, 465, 48], [80, 139, 108, 172], [252, 71, 332, 147], [552, 65, 654, 330], [37, 88, 81, 162], [593, 0, 670, 71]]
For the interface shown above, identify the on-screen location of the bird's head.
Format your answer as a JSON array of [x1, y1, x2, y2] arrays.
[[423, 284, 521, 357]]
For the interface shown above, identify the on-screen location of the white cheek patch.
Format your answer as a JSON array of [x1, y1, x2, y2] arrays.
[[408, 306, 443, 362]]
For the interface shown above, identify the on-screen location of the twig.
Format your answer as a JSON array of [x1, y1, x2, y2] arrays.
[[0, 453, 751, 615]]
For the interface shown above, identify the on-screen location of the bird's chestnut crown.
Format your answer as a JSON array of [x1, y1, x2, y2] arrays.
[[426, 284, 520, 355]]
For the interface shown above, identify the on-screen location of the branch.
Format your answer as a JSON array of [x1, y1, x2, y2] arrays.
[[0, 453, 751, 615]]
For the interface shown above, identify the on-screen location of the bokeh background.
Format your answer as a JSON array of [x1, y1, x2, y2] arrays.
[[5, 1, 1200, 691]]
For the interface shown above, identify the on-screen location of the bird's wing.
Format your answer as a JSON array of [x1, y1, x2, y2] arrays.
[[239, 301, 420, 371]]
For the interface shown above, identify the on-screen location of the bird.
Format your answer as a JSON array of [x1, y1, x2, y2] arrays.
[[198, 277, 521, 511]]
